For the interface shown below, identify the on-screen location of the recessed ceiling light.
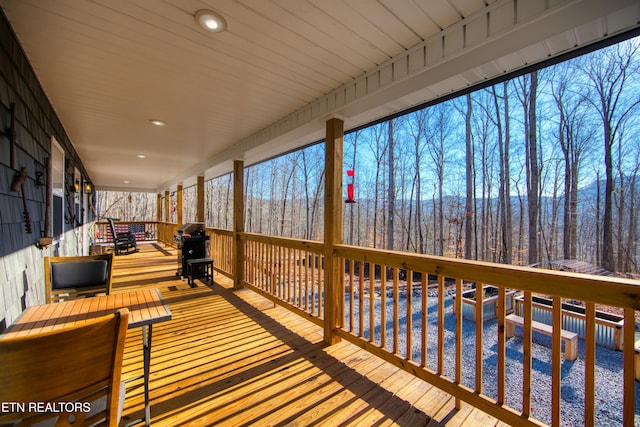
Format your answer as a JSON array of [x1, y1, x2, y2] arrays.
[[195, 9, 227, 33], [150, 119, 166, 126], [137, 154, 147, 159], [123, 180, 130, 184]]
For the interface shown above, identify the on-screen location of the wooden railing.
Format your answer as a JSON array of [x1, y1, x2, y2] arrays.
[[171, 227, 640, 426], [207, 227, 233, 279], [158, 222, 179, 247], [331, 246, 640, 426], [241, 233, 325, 326], [94, 220, 159, 244]]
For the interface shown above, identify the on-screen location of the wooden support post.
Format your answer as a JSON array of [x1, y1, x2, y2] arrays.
[[324, 118, 344, 345], [156, 193, 162, 243], [233, 160, 244, 289], [164, 190, 170, 223], [197, 175, 205, 223], [164, 190, 171, 244], [176, 184, 183, 228], [156, 194, 162, 222]]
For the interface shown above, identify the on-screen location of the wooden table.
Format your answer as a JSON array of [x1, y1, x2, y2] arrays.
[[1, 288, 172, 426]]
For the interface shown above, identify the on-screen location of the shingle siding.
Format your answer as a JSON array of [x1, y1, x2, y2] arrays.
[[0, 10, 92, 329]]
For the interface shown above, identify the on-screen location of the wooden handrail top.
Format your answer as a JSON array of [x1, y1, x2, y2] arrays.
[[332, 243, 640, 310], [241, 232, 324, 253]]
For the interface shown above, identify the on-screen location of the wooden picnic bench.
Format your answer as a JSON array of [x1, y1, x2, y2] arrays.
[[505, 314, 578, 361]]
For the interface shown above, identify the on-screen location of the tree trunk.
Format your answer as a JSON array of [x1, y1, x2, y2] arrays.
[[525, 71, 540, 265], [464, 94, 474, 259], [387, 119, 396, 250]]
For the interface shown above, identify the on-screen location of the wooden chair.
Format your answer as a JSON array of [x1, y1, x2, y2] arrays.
[[45, 254, 114, 303], [0, 308, 129, 427]]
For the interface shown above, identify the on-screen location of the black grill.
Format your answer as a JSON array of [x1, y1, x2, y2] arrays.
[[174, 223, 209, 277]]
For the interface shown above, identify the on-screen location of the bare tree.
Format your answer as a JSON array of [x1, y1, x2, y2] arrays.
[[491, 82, 514, 264], [387, 119, 396, 250], [516, 71, 541, 264], [464, 94, 474, 259], [366, 124, 388, 248], [550, 62, 595, 260], [406, 110, 430, 253], [427, 103, 453, 256], [582, 41, 640, 271]]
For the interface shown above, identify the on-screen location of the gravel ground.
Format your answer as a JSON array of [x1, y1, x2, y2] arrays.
[[345, 291, 640, 426]]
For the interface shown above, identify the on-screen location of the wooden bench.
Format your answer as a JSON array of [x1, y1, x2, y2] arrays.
[[505, 314, 578, 361]]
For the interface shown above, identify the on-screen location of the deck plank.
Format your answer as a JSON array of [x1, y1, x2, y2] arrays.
[[113, 243, 497, 426]]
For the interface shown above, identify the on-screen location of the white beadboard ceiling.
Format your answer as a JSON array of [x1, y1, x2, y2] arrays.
[[0, 0, 638, 192]]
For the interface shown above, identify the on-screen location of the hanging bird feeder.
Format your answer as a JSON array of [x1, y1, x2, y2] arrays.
[[345, 169, 356, 203]]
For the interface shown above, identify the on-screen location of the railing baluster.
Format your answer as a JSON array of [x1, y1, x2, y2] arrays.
[[289, 247, 293, 305], [272, 243, 277, 296], [285, 246, 290, 303], [406, 270, 413, 361], [262, 241, 267, 292], [584, 301, 595, 426], [272, 242, 276, 293], [275, 244, 281, 298], [552, 296, 562, 426], [272, 243, 277, 297], [294, 248, 300, 309], [230, 234, 234, 273], [221, 234, 225, 272], [349, 259, 355, 333], [264, 242, 269, 291], [339, 257, 345, 329], [246, 239, 250, 284], [265, 244, 275, 295], [437, 275, 444, 375], [358, 262, 365, 338], [253, 240, 257, 285], [287, 246, 292, 305], [254, 241, 259, 288], [301, 250, 306, 312], [219, 234, 223, 270], [523, 291, 532, 417], [369, 263, 375, 343], [380, 265, 386, 350], [301, 249, 306, 310], [421, 272, 428, 369], [315, 257, 325, 317], [263, 242, 268, 291], [455, 278, 462, 410], [216, 234, 220, 271], [309, 251, 313, 315], [264, 242, 269, 292], [229, 234, 233, 272], [244, 239, 249, 284], [393, 267, 399, 354], [279, 244, 284, 299], [475, 283, 484, 393], [298, 249, 303, 310], [623, 308, 635, 426], [497, 286, 506, 405]]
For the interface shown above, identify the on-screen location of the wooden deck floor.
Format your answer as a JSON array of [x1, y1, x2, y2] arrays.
[[112, 243, 502, 427]]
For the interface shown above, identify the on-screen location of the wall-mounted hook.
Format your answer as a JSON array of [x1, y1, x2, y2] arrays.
[[35, 171, 44, 188], [11, 167, 32, 234]]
